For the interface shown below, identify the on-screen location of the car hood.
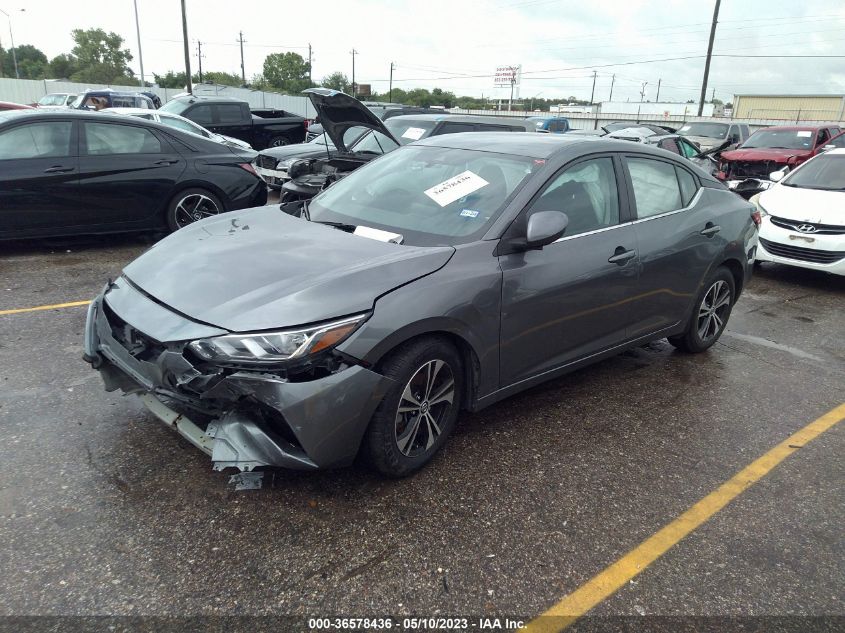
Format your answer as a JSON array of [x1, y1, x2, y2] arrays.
[[685, 135, 725, 149], [122, 206, 455, 333], [303, 88, 398, 153], [721, 147, 811, 163], [759, 184, 845, 225]]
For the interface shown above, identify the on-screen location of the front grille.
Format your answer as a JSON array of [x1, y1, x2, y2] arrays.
[[102, 300, 166, 361], [770, 216, 845, 235], [759, 237, 845, 264], [726, 160, 778, 179], [256, 154, 277, 170]]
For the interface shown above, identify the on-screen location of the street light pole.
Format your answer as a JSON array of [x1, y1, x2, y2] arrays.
[[0, 8, 22, 80], [132, 0, 145, 86]]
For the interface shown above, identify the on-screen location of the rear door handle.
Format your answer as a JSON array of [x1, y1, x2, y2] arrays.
[[153, 159, 179, 165], [608, 247, 637, 264], [43, 166, 75, 174], [700, 223, 721, 237]]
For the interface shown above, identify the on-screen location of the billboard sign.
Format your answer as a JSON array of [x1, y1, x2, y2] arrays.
[[494, 65, 521, 87]]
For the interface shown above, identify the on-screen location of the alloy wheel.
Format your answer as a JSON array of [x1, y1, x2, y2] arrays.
[[697, 279, 731, 342], [394, 359, 455, 458], [173, 193, 220, 228]]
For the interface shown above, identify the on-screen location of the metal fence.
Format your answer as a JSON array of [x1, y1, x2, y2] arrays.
[[0, 78, 316, 117], [448, 108, 845, 132]]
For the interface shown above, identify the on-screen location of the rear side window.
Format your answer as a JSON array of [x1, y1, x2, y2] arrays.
[[676, 167, 697, 206], [187, 105, 213, 125], [84, 122, 162, 155], [215, 104, 245, 124], [627, 157, 682, 218], [0, 121, 73, 159]]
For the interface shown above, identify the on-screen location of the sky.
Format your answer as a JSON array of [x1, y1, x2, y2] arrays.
[[5, 0, 845, 104]]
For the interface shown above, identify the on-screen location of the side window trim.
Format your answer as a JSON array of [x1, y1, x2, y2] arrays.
[[0, 119, 78, 160], [80, 121, 172, 156]]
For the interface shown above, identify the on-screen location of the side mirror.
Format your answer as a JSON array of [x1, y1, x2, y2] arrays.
[[526, 211, 569, 249], [769, 169, 787, 182]]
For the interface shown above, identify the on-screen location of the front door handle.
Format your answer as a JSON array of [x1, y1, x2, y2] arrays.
[[43, 165, 75, 174], [608, 247, 637, 265], [700, 223, 721, 237], [153, 159, 179, 166]]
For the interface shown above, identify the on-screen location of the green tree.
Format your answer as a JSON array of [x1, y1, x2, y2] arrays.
[[262, 52, 310, 93], [69, 28, 133, 83], [320, 71, 350, 92], [153, 70, 191, 89], [201, 70, 243, 87], [48, 54, 79, 79], [0, 44, 48, 79]]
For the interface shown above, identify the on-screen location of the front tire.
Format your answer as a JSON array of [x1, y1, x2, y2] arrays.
[[166, 188, 223, 232], [268, 136, 290, 148], [363, 337, 463, 477], [668, 267, 735, 353]]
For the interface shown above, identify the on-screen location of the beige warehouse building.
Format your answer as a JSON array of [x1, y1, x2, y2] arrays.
[[732, 94, 845, 122]]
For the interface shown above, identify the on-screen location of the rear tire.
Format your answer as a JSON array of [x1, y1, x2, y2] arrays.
[[268, 136, 289, 148], [166, 188, 223, 232], [668, 267, 735, 353], [363, 337, 463, 477]]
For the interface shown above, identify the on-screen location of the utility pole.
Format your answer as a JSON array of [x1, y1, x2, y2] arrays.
[[238, 31, 246, 85], [640, 81, 648, 102], [389, 62, 394, 102], [608, 74, 615, 102], [132, 0, 145, 86], [307, 43, 312, 84], [0, 8, 22, 80], [180, 0, 192, 94], [656, 78, 661, 102], [350, 49, 357, 97], [698, 0, 721, 116], [711, 87, 716, 101], [196, 40, 204, 84], [589, 70, 597, 105]]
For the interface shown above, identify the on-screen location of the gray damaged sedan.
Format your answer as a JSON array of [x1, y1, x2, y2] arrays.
[[84, 133, 758, 477]]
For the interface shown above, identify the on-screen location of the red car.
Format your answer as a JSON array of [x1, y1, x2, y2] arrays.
[[0, 101, 34, 111]]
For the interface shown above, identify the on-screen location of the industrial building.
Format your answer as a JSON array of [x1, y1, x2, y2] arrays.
[[732, 94, 845, 122]]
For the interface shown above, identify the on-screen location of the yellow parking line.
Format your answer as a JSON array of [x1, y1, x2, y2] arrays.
[[0, 300, 91, 316], [525, 402, 845, 633]]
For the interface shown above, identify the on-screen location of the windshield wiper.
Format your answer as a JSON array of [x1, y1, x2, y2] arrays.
[[311, 220, 357, 232]]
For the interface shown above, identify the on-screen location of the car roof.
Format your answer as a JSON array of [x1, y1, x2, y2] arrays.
[[168, 95, 242, 103], [758, 125, 828, 132], [387, 113, 531, 126], [102, 107, 156, 115], [416, 131, 656, 158]]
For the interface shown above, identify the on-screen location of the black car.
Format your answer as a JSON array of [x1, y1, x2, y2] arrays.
[[160, 96, 306, 149], [0, 110, 267, 240]]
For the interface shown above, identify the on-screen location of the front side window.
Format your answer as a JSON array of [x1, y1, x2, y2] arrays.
[[658, 138, 681, 155], [679, 139, 700, 158], [0, 122, 73, 159], [84, 122, 162, 155], [627, 157, 682, 218], [187, 105, 213, 125], [529, 157, 620, 236], [309, 145, 537, 245]]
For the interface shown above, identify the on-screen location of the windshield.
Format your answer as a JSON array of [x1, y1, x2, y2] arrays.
[[308, 145, 538, 246], [677, 122, 729, 138], [351, 118, 439, 154], [160, 99, 192, 116], [782, 154, 845, 191], [741, 129, 815, 150], [38, 94, 69, 106]]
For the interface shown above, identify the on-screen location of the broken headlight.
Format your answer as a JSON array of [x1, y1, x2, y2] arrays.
[[188, 314, 366, 365]]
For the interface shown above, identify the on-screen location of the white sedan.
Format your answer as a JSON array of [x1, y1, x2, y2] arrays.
[[102, 107, 255, 155], [752, 149, 845, 276]]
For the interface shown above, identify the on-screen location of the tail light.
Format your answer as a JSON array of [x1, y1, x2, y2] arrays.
[[239, 162, 258, 177], [751, 209, 761, 227]]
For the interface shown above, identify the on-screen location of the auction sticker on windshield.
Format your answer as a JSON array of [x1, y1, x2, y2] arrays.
[[797, 131, 812, 137], [424, 171, 489, 207], [401, 127, 426, 140]]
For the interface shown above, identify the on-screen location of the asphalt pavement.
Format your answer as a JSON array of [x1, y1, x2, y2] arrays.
[[0, 228, 842, 632]]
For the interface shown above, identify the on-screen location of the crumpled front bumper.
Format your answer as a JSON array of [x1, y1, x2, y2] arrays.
[[83, 285, 394, 471]]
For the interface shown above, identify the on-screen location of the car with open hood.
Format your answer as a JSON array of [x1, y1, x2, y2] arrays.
[[85, 132, 756, 478], [676, 121, 749, 152]]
